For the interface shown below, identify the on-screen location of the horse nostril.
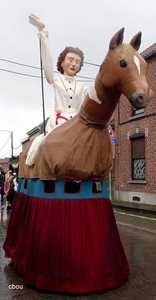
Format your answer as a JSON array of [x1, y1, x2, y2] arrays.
[[137, 94, 145, 103]]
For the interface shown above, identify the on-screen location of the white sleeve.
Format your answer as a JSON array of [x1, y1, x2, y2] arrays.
[[37, 31, 54, 84]]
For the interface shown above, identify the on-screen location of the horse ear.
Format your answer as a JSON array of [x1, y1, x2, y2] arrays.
[[130, 32, 142, 51], [109, 28, 125, 50]]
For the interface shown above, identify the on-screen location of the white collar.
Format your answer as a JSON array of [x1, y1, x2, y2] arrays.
[[61, 75, 74, 82]]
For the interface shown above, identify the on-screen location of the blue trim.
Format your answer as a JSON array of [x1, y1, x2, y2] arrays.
[[17, 178, 109, 199]]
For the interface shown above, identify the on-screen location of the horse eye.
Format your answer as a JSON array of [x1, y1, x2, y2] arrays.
[[120, 60, 127, 68]]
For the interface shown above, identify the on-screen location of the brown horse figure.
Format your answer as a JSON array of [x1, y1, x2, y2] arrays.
[[19, 27, 153, 181], [4, 28, 154, 294]]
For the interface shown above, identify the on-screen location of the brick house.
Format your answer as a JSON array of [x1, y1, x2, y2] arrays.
[[0, 157, 10, 173], [111, 43, 156, 205], [21, 119, 48, 152]]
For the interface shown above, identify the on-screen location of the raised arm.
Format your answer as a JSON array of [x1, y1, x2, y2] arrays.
[[29, 14, 54, 84], [29, 14, 45, 31]]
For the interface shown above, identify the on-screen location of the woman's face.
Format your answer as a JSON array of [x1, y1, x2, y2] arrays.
[[61, 52, 81, 76]]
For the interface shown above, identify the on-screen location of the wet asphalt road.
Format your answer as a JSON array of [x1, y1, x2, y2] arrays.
[[0, 201, 156, 300]]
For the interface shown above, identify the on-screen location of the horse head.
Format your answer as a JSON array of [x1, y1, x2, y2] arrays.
[[81, 28, 154, 125]]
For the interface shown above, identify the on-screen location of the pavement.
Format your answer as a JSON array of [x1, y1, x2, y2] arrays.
[[112, 199, 156, 235], [112, 199, 156, 215]]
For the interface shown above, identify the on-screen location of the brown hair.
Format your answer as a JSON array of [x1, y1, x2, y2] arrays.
[[57, 47, 84, 74]]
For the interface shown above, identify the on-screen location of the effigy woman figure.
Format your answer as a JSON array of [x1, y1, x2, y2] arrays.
[[26, 14, 87, 166]]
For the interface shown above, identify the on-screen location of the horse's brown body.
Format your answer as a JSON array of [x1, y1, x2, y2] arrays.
[[19, 28, 154, 180]]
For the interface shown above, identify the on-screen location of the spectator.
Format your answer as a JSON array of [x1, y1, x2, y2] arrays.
[[4, 171, 15, 211], [0, 170, 5, 208]]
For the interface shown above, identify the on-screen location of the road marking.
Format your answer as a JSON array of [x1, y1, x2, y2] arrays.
[[114, 210, 156, 221]]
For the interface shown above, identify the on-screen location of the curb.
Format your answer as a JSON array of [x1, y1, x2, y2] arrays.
[[112, 202, 156, 216]]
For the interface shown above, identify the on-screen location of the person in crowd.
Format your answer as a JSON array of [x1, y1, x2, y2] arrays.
[[25, 14, 87, 166], [4, 171, 16, 211], [0, 170, 5, 208]]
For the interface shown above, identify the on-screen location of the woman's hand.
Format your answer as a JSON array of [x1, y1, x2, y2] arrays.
[[29, 14, 45, 31]]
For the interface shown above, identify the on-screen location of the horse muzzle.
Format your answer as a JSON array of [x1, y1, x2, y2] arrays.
[[129, 88, 154, 109]]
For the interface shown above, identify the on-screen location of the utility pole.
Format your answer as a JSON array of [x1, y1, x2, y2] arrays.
[[0, 130, 13, 158], [11, 131, 13, 158]]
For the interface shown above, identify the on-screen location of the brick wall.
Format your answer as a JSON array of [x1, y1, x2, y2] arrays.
[[113, 56, 156, 196]]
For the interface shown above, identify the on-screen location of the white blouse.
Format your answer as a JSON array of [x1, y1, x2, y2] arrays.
[[38, 31, 87, 116]]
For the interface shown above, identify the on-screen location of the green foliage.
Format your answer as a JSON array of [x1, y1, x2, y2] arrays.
[[106, 173, 115, 181], [9, 156, 19, 164]]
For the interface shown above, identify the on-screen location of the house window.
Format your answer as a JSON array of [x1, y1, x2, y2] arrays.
[[131, 135, 145, 180], [132, 107, 144, 116]]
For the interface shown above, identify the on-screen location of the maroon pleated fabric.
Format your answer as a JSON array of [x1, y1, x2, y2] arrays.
[[4, 193, 129, 293]]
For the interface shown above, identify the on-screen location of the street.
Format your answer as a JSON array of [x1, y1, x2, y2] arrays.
[[0, 202, 156, 300]]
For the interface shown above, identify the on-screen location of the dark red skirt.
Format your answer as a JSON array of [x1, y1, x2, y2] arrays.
[[3, 192, 129, 293]]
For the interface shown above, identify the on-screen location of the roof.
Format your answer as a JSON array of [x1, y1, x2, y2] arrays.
[[26, 118, 49, 138], [0, 157, 10, 164], [0, 157, 11, 173], [141, 43, 156, 60]]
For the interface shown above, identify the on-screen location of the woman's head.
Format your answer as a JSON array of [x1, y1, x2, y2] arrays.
[[57, 47, 84, 75]]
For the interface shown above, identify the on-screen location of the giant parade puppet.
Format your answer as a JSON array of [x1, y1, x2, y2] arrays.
[[3, 14, 153, 294]]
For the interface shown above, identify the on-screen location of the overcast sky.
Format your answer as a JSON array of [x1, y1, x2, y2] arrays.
[[0, 0, 156, 158]]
